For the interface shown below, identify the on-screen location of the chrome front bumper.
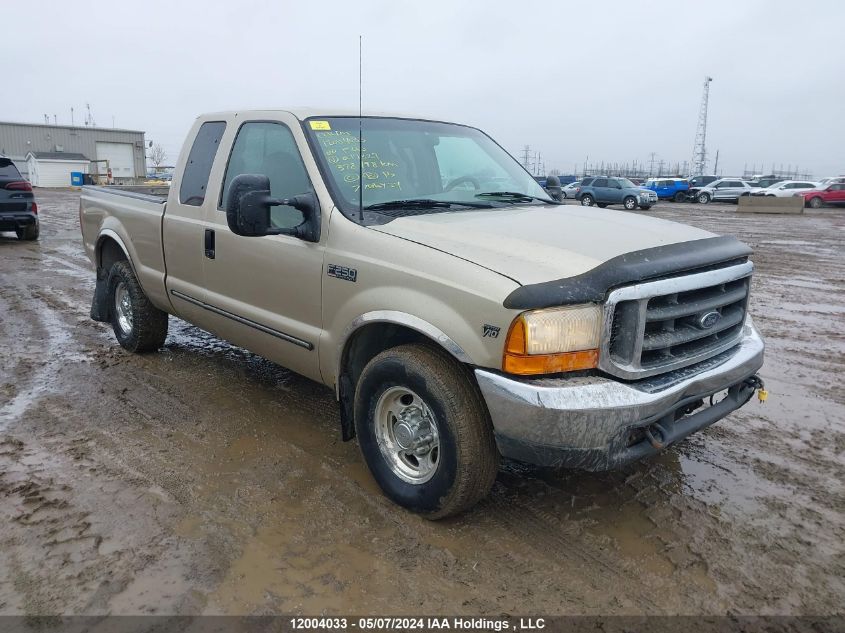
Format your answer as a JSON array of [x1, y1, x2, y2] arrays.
[[475, 319, 765, 470]]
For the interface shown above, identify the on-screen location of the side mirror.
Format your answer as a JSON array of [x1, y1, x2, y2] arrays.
[[544, 175, 563, 201], [225, 174, 319, 242]]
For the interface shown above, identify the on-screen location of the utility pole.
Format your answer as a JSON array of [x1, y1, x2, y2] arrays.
[[520, 145, 531, 169], [690, 76, 713, 175], [648, 152, 657, 176], [71, 107, 75, 127], [713, 149, 720, 176]]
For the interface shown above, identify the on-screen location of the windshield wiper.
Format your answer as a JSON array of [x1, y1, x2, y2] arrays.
[[475, 191, 559, 204], [363, 198, 495, 211]]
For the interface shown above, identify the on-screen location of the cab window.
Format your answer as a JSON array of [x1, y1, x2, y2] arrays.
[[180, 121, 226, 206], [221, 122, 312, 230]]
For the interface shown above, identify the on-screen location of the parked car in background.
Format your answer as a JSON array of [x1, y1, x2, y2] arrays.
[[797, 183, 845, 209], [0, 157, 39, 240], [751, 181, 819, 197], [747, 176, 785, 189], [815, 176, 845, 187], [560, 181, 581, 199], [692, 178, 754, 204], [643, 178, 690, 202], [687, 175, 719, 189], [576, 176, 658, 210]]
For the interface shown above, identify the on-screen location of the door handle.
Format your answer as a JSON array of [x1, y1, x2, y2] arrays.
[[204, 229, 215, 259]]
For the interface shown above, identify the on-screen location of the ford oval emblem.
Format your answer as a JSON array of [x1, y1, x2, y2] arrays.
[[699, 311, 722, 329]]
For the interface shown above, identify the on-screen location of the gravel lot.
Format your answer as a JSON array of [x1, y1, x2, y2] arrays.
[[0, 190, 842, 616]]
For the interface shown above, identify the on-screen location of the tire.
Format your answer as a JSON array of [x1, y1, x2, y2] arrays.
[[354, 344, 498, 519], [698, 192, 711, 204], [15, 224, 39, 241], [808, 196, 823, 209], [596, 202, 607, 208], [106, 260, 168, 352], [580, 194, 594, 206], [623, 196, 637, 210], [673, 192, 686, 202], [639, 205, 652, 210], [561, 192, 568, 199]]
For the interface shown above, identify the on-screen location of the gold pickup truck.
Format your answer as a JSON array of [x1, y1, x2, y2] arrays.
[[80, 109, 765, 518]]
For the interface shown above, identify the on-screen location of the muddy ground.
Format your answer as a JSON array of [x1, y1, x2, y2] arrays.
[[0, 190, 842, 616]]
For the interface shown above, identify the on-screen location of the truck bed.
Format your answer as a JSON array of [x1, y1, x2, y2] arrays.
[[79, 184, 170, 311]]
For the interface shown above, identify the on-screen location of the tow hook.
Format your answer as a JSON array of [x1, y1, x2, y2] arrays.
[[644, 423, 669, 450], [746, 374, 769, 403]]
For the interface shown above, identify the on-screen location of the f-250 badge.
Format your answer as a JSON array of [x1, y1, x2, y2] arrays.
[[482, 324, 500, 338], [327, 264, 357, 282]]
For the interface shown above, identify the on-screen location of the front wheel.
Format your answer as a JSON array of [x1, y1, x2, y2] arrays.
[[561, 192, 568, 199], [580, 194, 594, 206], [623, 196, 637, 210], [354, 344, 499, 519], [698, 192, 711, 204], [808, 196, 823, 209], [16, 224, 39, 241], [107, 260, 169, 352]]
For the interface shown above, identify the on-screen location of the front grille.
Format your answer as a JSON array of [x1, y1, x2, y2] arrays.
[[601, 263, 752, 379]]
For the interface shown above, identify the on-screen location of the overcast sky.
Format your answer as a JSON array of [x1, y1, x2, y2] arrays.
[[5, 0, 844, 177]]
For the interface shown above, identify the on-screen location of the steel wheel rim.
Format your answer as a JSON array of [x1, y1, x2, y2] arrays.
[[625, 198, 635, 209], [582, 197, 592, 206], [114, 281, 133, 335], [373, 386, 441, 484]]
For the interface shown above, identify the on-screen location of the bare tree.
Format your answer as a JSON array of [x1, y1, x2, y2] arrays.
[[149, 143, 167, 171]]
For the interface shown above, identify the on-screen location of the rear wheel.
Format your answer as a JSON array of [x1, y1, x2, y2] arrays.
[[698, 192, 711, 204], [809, 196, 823, 209], [580, 194, 594, 206], [639, 205, 652, 210], [107, 260, 168, 352], [354, 344, 498, 519], [15, 224, 39, 241], [673, 191, 686, 202], [623, 196, 637, 210]]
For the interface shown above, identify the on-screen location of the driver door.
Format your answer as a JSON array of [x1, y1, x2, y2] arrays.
[[606, 178, 625, 204], [201, 116, 325, 382]]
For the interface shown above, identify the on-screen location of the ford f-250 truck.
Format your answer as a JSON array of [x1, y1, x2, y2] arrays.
[[80, 109, 765, 518]]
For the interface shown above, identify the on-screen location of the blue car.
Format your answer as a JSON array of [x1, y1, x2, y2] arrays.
[[643, 178, 690, 202]]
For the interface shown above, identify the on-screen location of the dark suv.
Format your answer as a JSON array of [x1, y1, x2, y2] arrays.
[[576, 176, 658, 210], [0, 158, 39, 240]]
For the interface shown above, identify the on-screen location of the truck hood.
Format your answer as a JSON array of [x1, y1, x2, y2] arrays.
[[372, 205, 715, 285]]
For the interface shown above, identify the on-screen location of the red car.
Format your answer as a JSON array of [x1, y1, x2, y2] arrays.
[[797, 183, 845, 209]]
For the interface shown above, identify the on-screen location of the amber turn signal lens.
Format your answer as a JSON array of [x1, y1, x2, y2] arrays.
[[503, 315, 599, 375]]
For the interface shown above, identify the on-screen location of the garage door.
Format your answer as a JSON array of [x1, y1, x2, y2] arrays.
[[95, 142, 135, 179]]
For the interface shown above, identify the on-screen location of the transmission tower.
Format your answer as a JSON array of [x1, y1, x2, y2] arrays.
[[690, 76, 713, 176], [520, 145, 531, 170]]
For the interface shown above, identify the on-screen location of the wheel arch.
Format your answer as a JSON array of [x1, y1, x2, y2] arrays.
[[96, 230, 131, 271], [334, 311, 473, 441], [91, 230, 139, 323]]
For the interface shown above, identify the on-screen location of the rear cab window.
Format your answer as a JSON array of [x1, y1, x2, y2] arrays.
[[179, 121, 227, 206], [0, 159, 23, 179]]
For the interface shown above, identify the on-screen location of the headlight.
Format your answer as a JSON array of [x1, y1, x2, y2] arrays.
[[503, 304, 602, 375]]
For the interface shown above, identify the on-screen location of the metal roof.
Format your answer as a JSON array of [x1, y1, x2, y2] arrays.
[[28, 151, 90, 161], [0, 120, 144, 134]]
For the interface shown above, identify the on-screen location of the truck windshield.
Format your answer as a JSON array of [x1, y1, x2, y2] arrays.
[[304, 117, 552, 215]]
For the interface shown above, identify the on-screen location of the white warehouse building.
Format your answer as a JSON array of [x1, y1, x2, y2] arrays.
[[0, 121, 147, 186]]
